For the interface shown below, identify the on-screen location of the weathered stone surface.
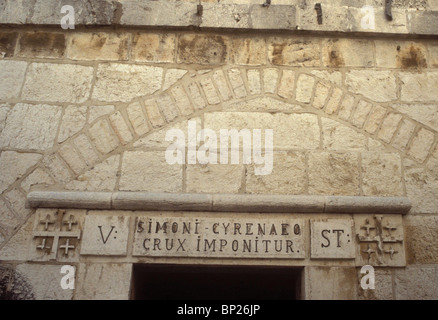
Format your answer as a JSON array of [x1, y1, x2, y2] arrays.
[[322, 118, 367, 151], [392, 119, 416, 151], [187, 82, 207, 110], [144, 99, 166, 128], [395, 266, 438, 300], [109, 111, 133, 145], [426, 145, 438, 176], [263, 68, 279, 94], [378, 113, 403, 143], [361, 152, 403, 196], [59, 143, 87, 175], [325, 87, 344, 115], [42, 153, 72, 184], [0, 104, 9, 134], [308, 152, 360, 196], [0, 198, 20, 233], [346, 70, 397, 102], [171, 86, 194, 117], [204, 112, 320, 149], [0, 32, 18, 58], [212, 70, 233, 101], [75, 263, 132, 300], [304, 267, 357, 300], [408, 11, 438, 36], [126, 102, 149, 136], [358, 269, 394, 300], [225, 97, 303, 112], [18, 32, 65, 59], [393, 103, 438, 132], [295, 74, 315, 103], [22, 63, 94, 103], [375, 40, 428, 69], [311, 70, 343, 86], [163, 69, 188, 91], [277, 70, 295, 99], [430, 42, 438, 67], [312, 81, 330, 109], [227, 69, 247, 98], [200, 3, 250, 29], [322, 39, 374, 67], [119, 151, 182, 192], [0, 61, 27, 100], [250, 5, 296, 30], [230, 37, 266, 65], [92, 64, 163, 102], [0, 215, 33, 261], [246, 69, 261, 95], [65, 155, 120, 192], [399, 71, 438, 102], [338, 94, 356, 121], [88, 119, 119, 155], [0, 103, 62, 150], [58, 106, 87, 143], [186, 163, 243, 194], [407, 127, 435, 163], [80, 214, 130, 256], [268, 38, 320, 67], [310, 219, 355, 259], [0, 151, 41, 194], [200, 78, 221, 105], [14, 264, 73, 300], [178, 34, 228, 65], [351, 100, 373, 129], [132, 33, 175, 63], [246, 151, 306, 195], [67, 32, 130, 61], [156, 94, 179, 122], [405, 215, 438, 264], [363, 105, 387, 134], [21, 167, 54, 192], [404, 160, 438, 214], [88, 105, 115, 124], [73, 134, 100, 167]]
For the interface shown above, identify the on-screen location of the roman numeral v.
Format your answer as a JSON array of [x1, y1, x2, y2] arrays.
[[98, 225, 115, 244]]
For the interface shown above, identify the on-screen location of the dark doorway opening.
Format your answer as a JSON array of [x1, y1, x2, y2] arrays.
[[131, 264, 302, 300]]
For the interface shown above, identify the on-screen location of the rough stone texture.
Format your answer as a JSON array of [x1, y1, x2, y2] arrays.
[[119, 151, 182, 192], [186, 163, 243, 194], [67, 32, 130, 61], [109, 111, 133, 145], [21, 167, 54, 192], [246, 69, 261, 95], [0, 215, 33, 261], [392, 119, 416, 151], [393, 103, 438, 132], [144, 99, 166, 128], [0, 103, 62, 150], [58, 143, 87, 175], [0, 61, 27, 100], [88, 119, 119, 155], [75, 263, 132, 300], [88, 105, 115, 124], [375, 41, 428, 69], [321, 118, 367, 151], [200, 78, 221, 105], [395, 266, 438, 300], [0, 151, 41, 194], [304, 267, 357, 300], [126, 102, 150, 136], [212, 70, 233, 101], [338, 94, 356, 121], [346, 70, 397, 103], [308, 152, 360, 196], [41, 153, 72, 184], [22, 63, 94, 103], [204, 112, 320, 150], [178, 34, 228, 65], [295, 74, 315, 103], [399, 71, 438, 102], [0, 32, 18, 58], [17, 32, 65, 59], [14, 264, 73, 300], [58, 106, 87, 143], [171, 86, 194, 116], [250, 5, 296, 30], [163, 69, 188, 91], [363, 105, 387, 134], [73, 134, 100, 167], [426, 145, 438, 176], [358, 269, 394, 300], [351, 100, 373, 129], [65, 155, 120, 192], [227, 69, 247, 98], [325, 88, 344, 115], [187, 82, 207, 110], [407, 128, 435, 163], [225, 97, 303, 112], [229, 37, 266, 66], [268, 37, 320, 67], [246, 151, 306, 194], [156, 94, 179, 122], [0, 198, 20, 233], [132, 33, 176, 63], [361, 152, 403, 196], [312, 82, 330, 109], [92, 64, 163, 102], [378, 113, 403, 143], [405, 215, 438, 264], [277, 70, 295, 99], [322, 39, 374, 67], [263, 68, 279, 94]]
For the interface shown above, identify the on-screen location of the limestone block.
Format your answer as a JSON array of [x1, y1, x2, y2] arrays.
[[311, 70, 342, 87], [338, 94, 356, 121], [429, 42, 438, 68], [393, 103, 438, 132], [0, 198, 20, 233], [0, 215, 34, 261], [109, 111, 134, 145], [346, 70, 397, 103], [351, 100, 373, 129], [4, 188, 30, 221], [200, 78, 221, 105], [277, 70, 295, 99], [58, 106, 87, 143], [212, 70, 233, 101], [404, 215, 438, 264], [171, 86, 194, 117], [322, 39, 374, 67], [156, 94, 179, 122], [201, 3, 250, 29], [321, 118, 367, 151], [312, 81, 330, 109], [246, 151, 306, 194], [88, 105, 115, 124], [177, 34, 229, 65], [268, 37, 320, 67], [21, 167, 55, 192], [88, 119, 119, 155], [250, 5, 296, 30], [17, 32, 66, 59], [263, 68, 279, 94], [132, 33, 176, 63], [186, 163, 243, 194], [0, 61, 27, 100], [80, 214, 130, 256], [0, 103, 62, 150], [407, 127, 435, 163], [0, 151, 42, 194], [22, 63, 94, 103], [163, 69, 188, 91], [308, 152, 360, 196], [246, 69, 261, 95], [0, 104, 9, 134], [67, 32, 130, 61], [304, 267, 358, 300], [126, 102, 150, 136], [324, 87, 344, 115], [92, 63, 163, 102], [399, 71, 438, 102], [358, 269, 394, 300], [377, 113, 403, 143], [227, 69, 247, 98], [363, 105, 387, 135], [187, 82, 207, 110], [392, 119, 416, 151], [65, 155, 120, 192], [395, 266, 438, 300], [119, 151, 182, 192], [14, 264, 73, 300], [375, 40, 428, 69], [204, 112, 320, 149], [0, 32, 17, 58], [426, 145, 438, 176], [0, 0, 30, 24], [144, 99, 166, 128], [73, 134, 100, 167], [361, 152, 403, 196], [224, 97, 304, 112], [295, 74, 315, 103], [229, 37, 266, 65], [75, 263, 132, 300], [42, 153, 72, 184]]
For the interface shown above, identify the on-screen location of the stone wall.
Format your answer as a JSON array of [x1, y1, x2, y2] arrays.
[[0, 0, 438, 300]]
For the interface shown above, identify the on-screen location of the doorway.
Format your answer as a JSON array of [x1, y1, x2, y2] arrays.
[[131, 264, 302, 300]]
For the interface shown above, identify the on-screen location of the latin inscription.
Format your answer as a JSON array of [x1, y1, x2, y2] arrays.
[[132, 217, 305, 259]]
